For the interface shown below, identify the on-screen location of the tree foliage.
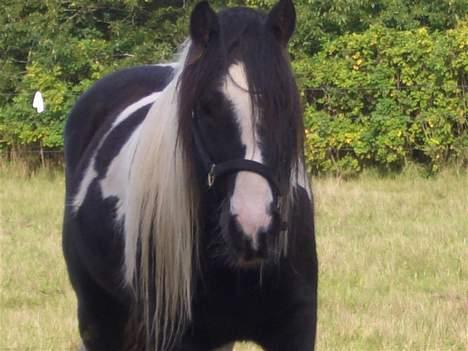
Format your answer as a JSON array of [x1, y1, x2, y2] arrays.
[[0, 0, 466, 174]]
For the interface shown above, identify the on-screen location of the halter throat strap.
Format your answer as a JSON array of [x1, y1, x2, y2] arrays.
[[192, 111, 281, 197]]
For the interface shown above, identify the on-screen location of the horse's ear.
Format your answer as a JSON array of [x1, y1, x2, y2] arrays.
[[266, 0, 296, 47], [190, 1, 219, 49]]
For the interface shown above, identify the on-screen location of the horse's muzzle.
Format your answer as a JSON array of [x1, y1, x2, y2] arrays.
[[221, 207, 281, 268]]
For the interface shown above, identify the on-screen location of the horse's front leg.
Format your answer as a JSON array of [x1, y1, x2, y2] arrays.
[[262, 302, 317, 351]]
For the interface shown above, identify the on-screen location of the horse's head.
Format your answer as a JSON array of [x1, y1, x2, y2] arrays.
[[179, 0, 304, 268]]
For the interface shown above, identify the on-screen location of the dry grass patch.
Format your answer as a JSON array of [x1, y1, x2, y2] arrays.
[[1, 163, 466, 350]]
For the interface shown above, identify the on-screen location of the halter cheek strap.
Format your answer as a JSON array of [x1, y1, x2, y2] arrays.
[[191, 111, 281, 198]]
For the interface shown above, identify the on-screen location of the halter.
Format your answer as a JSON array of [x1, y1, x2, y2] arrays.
[[191, 110, 282, 199]]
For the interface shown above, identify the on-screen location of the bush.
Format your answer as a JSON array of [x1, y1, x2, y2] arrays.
[[296, 23, 467, 174], [0, 1, 466, 174]]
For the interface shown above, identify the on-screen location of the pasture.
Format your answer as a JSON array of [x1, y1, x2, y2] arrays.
[[0, 163, 466, 350]]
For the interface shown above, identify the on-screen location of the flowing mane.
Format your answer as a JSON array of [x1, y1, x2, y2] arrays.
[[124, 42, 197, 349]]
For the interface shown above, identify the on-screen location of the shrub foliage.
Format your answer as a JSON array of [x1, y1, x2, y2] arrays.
[[0, 0, 466, 174], [297, 24, 467, 173]]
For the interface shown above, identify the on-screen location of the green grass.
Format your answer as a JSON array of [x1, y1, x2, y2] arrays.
[[1, 163, 467, 350]]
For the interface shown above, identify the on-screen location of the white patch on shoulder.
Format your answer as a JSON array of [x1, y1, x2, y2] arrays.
[[112, 91, 161, 128], [72, 91, 160, 214], [223, 63, 273, 246], [72, 158, 97, 211], [100, 125, 142, 221], [158, 62, 179, 69]]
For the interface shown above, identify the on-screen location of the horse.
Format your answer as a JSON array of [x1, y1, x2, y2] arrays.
[[62, 1, 318, 350]]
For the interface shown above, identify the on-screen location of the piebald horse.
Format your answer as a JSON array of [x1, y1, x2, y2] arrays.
[[63, 1, 318, 350]]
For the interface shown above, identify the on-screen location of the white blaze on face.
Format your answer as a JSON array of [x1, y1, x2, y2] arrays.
[[223, 63, 273, 248]]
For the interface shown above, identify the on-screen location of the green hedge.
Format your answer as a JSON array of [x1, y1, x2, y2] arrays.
[[0, 1, 466, 174], [297, 23, 467, 174], [0, 2, 188, 150]]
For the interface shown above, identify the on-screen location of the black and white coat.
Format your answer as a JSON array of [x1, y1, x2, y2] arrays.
[[63, 1, 317, 350]]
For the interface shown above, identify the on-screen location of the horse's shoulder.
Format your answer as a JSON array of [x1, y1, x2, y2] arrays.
[[64, 64, 175, 179]]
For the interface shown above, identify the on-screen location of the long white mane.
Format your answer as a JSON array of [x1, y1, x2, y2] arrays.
[[124, 41, 197, 350]]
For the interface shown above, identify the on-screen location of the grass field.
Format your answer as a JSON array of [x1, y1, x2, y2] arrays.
[[1, 163, 467, 350]]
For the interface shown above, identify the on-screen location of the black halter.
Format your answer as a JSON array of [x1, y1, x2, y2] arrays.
[[191, 110, 281, 198]]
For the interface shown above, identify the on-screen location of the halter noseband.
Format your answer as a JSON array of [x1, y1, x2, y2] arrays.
[[191, 110, 281, 198]]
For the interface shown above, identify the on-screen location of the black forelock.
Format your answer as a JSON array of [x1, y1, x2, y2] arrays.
[[219, 6, 304, 189], [217, 7, 266, 50]]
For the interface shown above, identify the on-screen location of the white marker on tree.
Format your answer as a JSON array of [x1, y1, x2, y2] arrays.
[[32, 91, 45, 113]]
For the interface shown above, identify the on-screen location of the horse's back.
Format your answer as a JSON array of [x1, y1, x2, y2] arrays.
[[64, 64, 175, 181]]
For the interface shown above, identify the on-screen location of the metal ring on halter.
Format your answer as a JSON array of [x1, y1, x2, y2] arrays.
[[207, 164, 216, 188]]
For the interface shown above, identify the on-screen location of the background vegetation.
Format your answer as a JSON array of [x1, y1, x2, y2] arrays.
[[1, 2, 466, 349], [0, 0, 466, 175], [1, 164, 466, 350]]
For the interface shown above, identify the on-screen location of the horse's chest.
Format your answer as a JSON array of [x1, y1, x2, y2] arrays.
[[191, 269, 285, 339]]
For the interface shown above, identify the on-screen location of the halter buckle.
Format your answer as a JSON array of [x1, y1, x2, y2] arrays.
[[207, 164, 216, 188]]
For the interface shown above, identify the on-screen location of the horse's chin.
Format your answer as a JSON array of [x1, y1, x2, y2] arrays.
[[216, 248, 270, 270], [235, 257, 266, 269], [216, 241, 269, 270], [221, 225, 281, 271]]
